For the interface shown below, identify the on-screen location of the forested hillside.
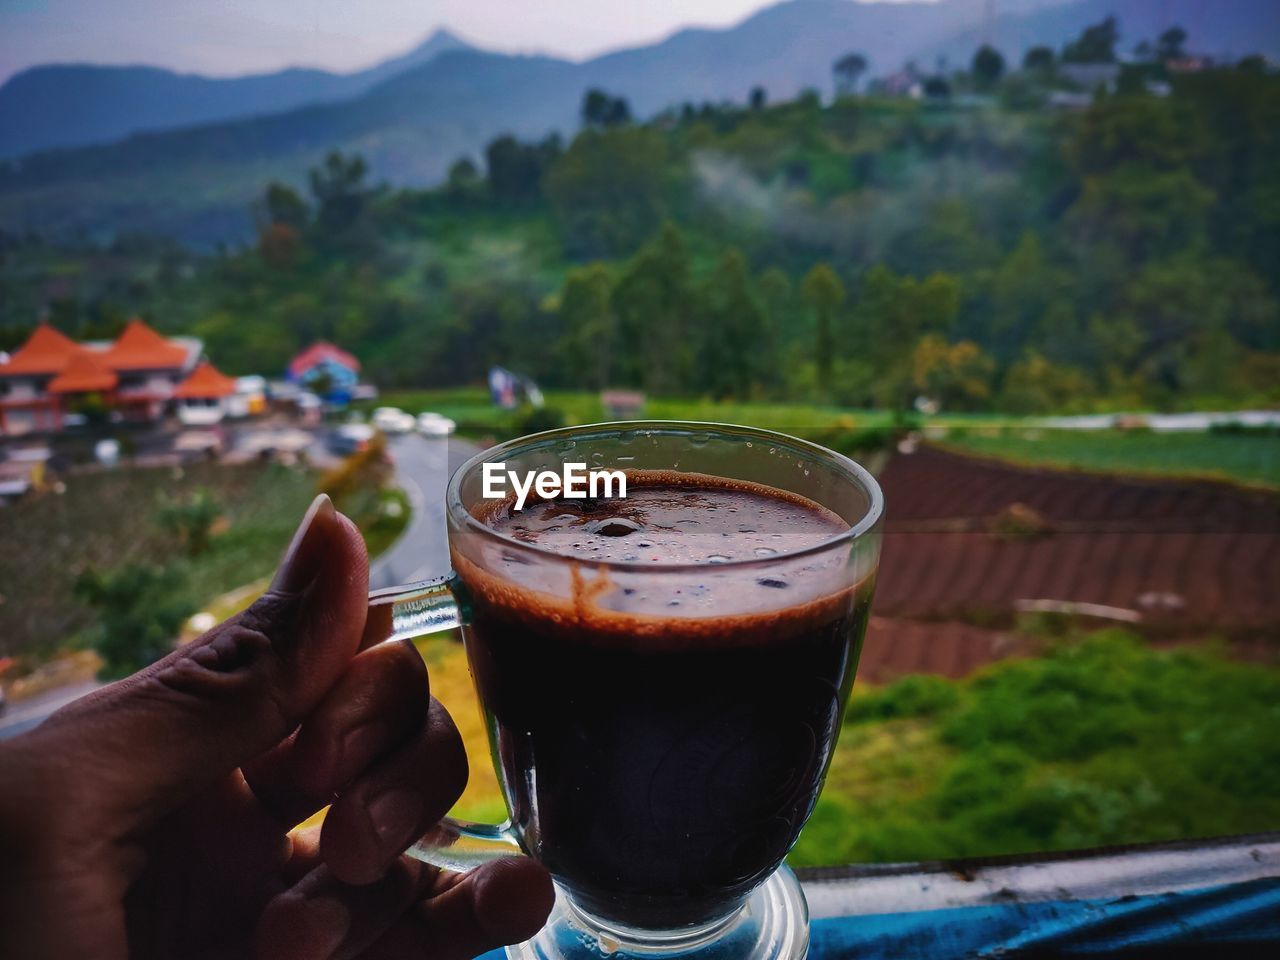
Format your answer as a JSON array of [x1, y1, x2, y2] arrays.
[[3, 45, 1277, 414]]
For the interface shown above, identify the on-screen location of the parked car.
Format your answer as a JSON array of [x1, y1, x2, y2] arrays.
[[328, 423, 376, 456], [372, 406, 415, 434], [416, 411, 456, 436]]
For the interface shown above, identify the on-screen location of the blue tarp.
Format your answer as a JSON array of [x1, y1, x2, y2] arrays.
[[481, 878, 1280, 959]]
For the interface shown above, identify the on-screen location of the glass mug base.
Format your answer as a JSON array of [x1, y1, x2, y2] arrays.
[[507, 867, 809, 960]]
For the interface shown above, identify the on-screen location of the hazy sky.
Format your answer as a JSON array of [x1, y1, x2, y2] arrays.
[[0, 0, 841, 84]]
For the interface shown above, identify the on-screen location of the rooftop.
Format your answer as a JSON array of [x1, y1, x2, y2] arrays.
[[0, 324, 80, 376], [173, 361, 237, 399], [46, 348, 119, 394], [101, 318, 188, 371]]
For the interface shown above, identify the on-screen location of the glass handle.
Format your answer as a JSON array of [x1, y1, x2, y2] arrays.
[[368, 574, 467, 644], [408, 818, 523, 872], [367, 576, 523, 870]]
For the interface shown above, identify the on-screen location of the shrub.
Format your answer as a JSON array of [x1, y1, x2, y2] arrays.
[[514, 406, 567, 435], [848, 674, 960, 723], [74, 564, 195, 679], [157, 487, 222, 556]]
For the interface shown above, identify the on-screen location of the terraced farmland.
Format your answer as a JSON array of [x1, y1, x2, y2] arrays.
[[857, 447, 1280, 682]]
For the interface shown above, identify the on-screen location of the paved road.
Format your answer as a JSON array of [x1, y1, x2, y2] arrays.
[[0, 680, 99, 739], [0, 433, 482, 740], [369, 433, 482, 590]]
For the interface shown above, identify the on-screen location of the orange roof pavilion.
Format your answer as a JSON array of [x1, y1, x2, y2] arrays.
[[103, 318, 188, 371], [47, 349, 119, 394], [0, 324, 80, 375], [174, 361, 236, 399]]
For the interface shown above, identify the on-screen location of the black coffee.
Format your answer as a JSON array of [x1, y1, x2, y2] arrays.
[[456, 475, 872, 929]]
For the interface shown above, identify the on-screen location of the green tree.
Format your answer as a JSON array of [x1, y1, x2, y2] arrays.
[[985, 232, 1075, 365], [972, 45, 1006, 88], [833, 53, 868, 96], [158, 488, 222, 556], [581, 89, 632, 129], [855, 266, 962, 409], [446, 156, 481, 197], [75, 564, 194, 680], [1110, 257, 1279, 399], [912, 335, 996, 411], [1156, 26, 1188, 62], [801, 263, 845, 394], [308, 151, 370, 233], [1023, 46, 1055, 73], [697, 249, 770, 399], [545, 127, 672, 258], [611, 222, 695, 393], [1000, 351, 1094, 413], [558, 263, 617, 390], [260, 182, 309, 229], [485, 134, 561, 202], [1062, 16, 1119, 64], [749, 86, 767, 110]]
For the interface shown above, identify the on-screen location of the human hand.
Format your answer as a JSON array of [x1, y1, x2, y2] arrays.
[[0, 495, 553, 959]]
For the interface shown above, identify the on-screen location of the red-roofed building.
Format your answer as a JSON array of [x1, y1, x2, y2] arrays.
[[0, 318, 205, 435], [174, 361, 237, 425], [287, 342, 361, 403], [0, 324, 81, 432]]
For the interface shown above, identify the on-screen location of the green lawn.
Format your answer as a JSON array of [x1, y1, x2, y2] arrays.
[[371, 388, 1016, 437], [940, 428, 1280, 490], [373, 388, 1278, 488], [790, 630, 1280, 865]]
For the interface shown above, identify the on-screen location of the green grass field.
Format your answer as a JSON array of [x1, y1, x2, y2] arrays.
[[372, 388, 1020, 435], [792, 630, 1280, 864], [372, 388, 1279, 488], [940, 428, 1280, 490]]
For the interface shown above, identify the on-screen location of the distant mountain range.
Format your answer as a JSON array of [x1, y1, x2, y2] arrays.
[[2, 0, 1276, 244], [0, 28, 470, 159]]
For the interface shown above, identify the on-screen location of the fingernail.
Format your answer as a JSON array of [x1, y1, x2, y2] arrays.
[[368, 788, 422, 848], [338, 721, 391, 784], [299, 897, 349, 958], [271, 494, 336, 593]]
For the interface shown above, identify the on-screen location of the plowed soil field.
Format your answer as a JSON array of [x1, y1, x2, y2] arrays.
[[856, 446, 1280, 682]]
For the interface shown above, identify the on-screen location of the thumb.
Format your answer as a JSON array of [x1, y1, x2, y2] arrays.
[[31, 493, 370, 827]]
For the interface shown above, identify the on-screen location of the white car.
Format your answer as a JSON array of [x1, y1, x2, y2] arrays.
[[372, 406, 415, 434], [416, 412, 456, 437]]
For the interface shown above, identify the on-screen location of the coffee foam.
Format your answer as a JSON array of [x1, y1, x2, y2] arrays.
[[455, 471, 870, 651]]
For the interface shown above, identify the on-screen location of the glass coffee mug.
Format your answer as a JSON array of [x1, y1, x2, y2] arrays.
[[366, 422, 883, 960]]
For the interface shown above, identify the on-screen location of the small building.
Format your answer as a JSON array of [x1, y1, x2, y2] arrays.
[[1165, 55, 1214, 74], [226, 375, 268, 418], [1058, 62, 1121, 93], [287, 342, 361, 404], [174, 361, 237, 426], [601, 390, 646, 419]]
